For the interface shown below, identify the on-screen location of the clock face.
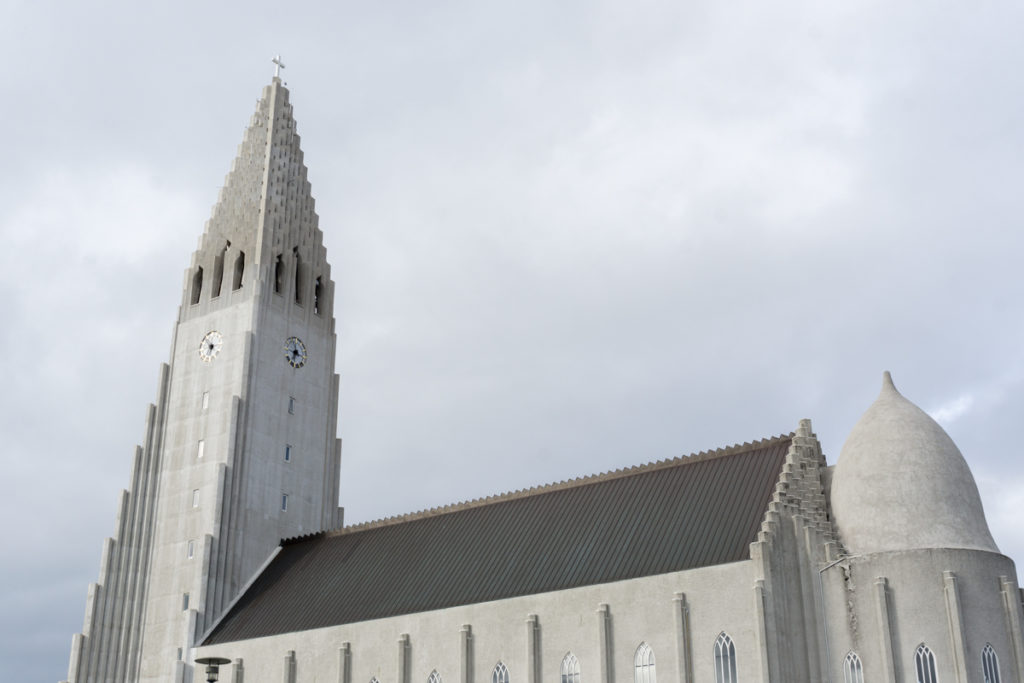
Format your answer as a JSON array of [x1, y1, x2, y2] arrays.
[[284, 336, 307, 368], [199, 331, 223, 363]]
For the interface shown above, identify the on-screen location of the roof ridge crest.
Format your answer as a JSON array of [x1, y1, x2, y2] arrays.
[[327, 433, 794, 536]]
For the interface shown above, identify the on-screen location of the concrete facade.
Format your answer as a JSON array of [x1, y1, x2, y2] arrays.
[[68, 77, 1024, 683], [66, 78, 342, 683], [192, 397, 1024, 683], [195, 562, 757, 683]]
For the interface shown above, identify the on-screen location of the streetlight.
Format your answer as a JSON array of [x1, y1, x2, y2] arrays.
[[195, 656, 232, 683]]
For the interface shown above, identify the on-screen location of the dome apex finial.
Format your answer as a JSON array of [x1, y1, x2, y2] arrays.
[[881, 370, 897, 394]]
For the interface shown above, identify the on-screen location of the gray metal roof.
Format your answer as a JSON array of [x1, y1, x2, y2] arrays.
[[204, 435, 791, 644]]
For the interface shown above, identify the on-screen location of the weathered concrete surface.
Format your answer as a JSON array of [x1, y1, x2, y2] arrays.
[[831, 372, 998, 555]]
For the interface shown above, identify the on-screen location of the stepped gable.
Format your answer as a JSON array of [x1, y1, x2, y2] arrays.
[[204, 434, 793, 644]]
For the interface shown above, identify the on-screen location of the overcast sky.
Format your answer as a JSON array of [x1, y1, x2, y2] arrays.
[[3, 1, 1024, 681]]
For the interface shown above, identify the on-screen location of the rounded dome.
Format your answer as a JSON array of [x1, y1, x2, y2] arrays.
[[830, 372, 998, 555]]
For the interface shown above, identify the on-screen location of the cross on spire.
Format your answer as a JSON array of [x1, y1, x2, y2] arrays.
[[272, 55, 286, 78]]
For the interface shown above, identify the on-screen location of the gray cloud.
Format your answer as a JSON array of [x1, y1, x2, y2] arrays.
[[3, 1, 1023, 680]]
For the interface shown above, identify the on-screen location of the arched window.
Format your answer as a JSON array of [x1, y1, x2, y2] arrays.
[[492, 662, 509, 683], [561, 653, 580, 683], [983, 644, 1001, 683], [843, 652, 863, 683], [370, 678, 380, 683], [191, 266, 203, 304], [634, 642, 655, 683], [428, 670, 442, 683], [232, 251, 245, 290], [714, 633, 737, 683], [915, 644, 938, 683]]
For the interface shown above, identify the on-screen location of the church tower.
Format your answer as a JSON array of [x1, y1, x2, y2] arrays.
[[65, 73, 343, 683]]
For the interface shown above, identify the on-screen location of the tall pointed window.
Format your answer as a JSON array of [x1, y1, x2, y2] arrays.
[[274, 254, 285, 294], [843, 652, 863, 683], [313, 276, 323, 314], [714, 633, 737, 683], [191, 266, 203, 305], [492, 662, 509, 683], [294, 249, 304, 305], [983, 644, 1001, 683], [232, 251, 245, 290], [561, 653, 580, 683], [634, 643, 655, 683], [915, 644, 938, 683], [428, 671, 441, 683], [212, 243, 227, 298]]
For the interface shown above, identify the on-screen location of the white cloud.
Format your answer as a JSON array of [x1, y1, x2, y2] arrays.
[[929, 393, 976, 424]]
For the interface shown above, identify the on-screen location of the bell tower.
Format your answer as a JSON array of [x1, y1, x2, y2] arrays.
[[65, 73, 343, 683]]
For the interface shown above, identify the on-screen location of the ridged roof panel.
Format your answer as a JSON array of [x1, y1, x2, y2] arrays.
[[204, 435, 791, 644]]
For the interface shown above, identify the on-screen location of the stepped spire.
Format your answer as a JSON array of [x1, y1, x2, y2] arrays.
[[66, 73, 342, 683], [183, 76, 330, 319]]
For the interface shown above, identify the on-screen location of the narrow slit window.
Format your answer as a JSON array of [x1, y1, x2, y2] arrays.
[[196, 440, 205, 459], [281, 493, 288, 511], [313, 276, 322, 315], [232, 251, 245, 290], [294, 250, 304, 305], [288, 396, 295, 414], [201, 391, 209, 410], [714, 633, 736, 683], [634, 643, 655, 683], [212, 244, 227, 298], [284, 444, 292, 462], [190, 266, 203, 305], [915, 644, 938, 683], [274, 254, 284, 294], [182, 593, 189, 610], [192, 489, 199, 508], [187, 540, 195, 559]]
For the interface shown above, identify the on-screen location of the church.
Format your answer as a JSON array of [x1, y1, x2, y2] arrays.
[[65, 73, 1024, 683]]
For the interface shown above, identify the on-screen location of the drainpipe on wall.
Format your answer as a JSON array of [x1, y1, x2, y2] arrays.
[[818, 555, 859, 683]]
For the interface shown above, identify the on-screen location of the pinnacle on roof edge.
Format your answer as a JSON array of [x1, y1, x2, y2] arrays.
[[297, 432, 796, 542]]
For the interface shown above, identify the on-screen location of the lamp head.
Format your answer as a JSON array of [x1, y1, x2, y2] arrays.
[[195, 657, 232, 683]]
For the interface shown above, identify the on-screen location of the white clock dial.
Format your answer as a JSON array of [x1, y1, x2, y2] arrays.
[[284, 336, 307, 368], [199, 331, 223, 363]]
